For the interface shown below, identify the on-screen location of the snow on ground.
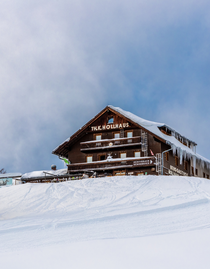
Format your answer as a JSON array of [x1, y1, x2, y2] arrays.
[[1, 175, 210, 268]]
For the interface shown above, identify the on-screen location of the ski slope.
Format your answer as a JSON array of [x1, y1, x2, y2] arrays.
[[1, 175, 210, 268]]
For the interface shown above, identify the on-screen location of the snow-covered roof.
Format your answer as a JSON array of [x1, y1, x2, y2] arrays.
[[21, 169, 67, 180], [53, 105, 210, 169], [108, 105, 210, 169], [0, 173, 22, 179]]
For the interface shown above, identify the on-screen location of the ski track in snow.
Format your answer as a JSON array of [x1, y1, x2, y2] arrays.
[[1, 175, 210, 252]]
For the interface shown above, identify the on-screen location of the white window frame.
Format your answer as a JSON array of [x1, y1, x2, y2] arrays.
[[86, 156, 93, 163], [96, 134, 102, 140], [114, 132, 120, 138], [120, 153, 126, 159], [134, 151, 141, 158], [127, 131, 133, 138]]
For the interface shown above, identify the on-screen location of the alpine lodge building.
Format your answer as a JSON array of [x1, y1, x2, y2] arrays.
[[52, 106, 210, 179]]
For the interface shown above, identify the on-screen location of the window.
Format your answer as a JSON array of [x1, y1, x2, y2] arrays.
[[96, 142, 101, 147], [114, 132, 120, 138], [184, 161, 188, 170], [134, 151, 141, 158], [120, 153, 126, 159], [191, 167, 198, 176], [136, 172, 144, 176], [86, 156, 93, 163], [165, 152, 169, 161], [98, 154, 106, 161], [207, 174, 209, 179], [108, 117, 114, 124], [175, 156, 178, 166], [96, 134, 102, 140], [114, 170, 126, 176], [127, 131, 133, 138], [203, 172, 206, 178]]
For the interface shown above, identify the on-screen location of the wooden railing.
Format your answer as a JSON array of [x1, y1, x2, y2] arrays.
[[80, 136, 141, 152], [68, 157, 155, 172]]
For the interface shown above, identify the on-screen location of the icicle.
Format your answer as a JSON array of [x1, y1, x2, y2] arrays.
[[179, 148, 183, 165], [193, 155, 196, 173], [171, 144, 176, 155], [183, 150, 187, 161]]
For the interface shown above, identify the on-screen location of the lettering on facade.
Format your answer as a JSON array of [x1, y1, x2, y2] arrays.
[[169, 165, 188, 176], [133, 159, 153, 166], [91, 122, 129, 131]]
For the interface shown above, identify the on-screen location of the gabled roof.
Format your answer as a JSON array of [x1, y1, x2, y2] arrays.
[[52, 105, 210, 169], [52, 105, 166, 157]]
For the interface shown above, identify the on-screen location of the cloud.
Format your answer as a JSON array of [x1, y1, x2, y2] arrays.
[[0, 0, 210, 173]]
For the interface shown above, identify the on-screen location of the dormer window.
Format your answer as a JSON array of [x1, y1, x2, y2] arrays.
[[108, 117, 114, 124]]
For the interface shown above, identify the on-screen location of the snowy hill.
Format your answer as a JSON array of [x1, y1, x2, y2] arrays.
[[1, 175, 210, 269]]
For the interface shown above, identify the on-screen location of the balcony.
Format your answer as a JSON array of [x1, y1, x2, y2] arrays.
[[80, 136, 141, 152], [68, 156, 155, 173]]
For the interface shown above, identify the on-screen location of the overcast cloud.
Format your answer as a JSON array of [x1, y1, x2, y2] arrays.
[[0, 0, 210, 173]]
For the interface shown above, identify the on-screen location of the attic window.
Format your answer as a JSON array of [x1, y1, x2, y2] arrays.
[[108, 117, 114, 124]]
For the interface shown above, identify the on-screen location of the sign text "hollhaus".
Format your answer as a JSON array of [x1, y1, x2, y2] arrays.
[[91, 123, 129, 131]]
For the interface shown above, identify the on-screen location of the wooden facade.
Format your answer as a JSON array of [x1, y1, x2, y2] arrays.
[[52, 106, 209, 178]]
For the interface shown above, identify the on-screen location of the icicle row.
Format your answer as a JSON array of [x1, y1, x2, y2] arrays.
[[166, 141, 210, 171]]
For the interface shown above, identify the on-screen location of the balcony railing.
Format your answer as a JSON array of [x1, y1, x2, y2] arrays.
[[68, 157, 155, 173], [80, 136, 141, 152]]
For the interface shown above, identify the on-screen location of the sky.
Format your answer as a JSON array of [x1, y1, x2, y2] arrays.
[[0, 0, 210, 173]]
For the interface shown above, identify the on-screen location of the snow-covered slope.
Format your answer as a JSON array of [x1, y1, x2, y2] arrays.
[[1, 175, 210, 269]]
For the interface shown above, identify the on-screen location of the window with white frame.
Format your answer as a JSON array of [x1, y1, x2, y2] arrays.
[[120, 153, 126, 159], [86, 156, 93, 162], [127, 131, 133, 138], [96, 134, 102, 140], [114, 132, 120, 138], [134, 151, 141, 158]]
